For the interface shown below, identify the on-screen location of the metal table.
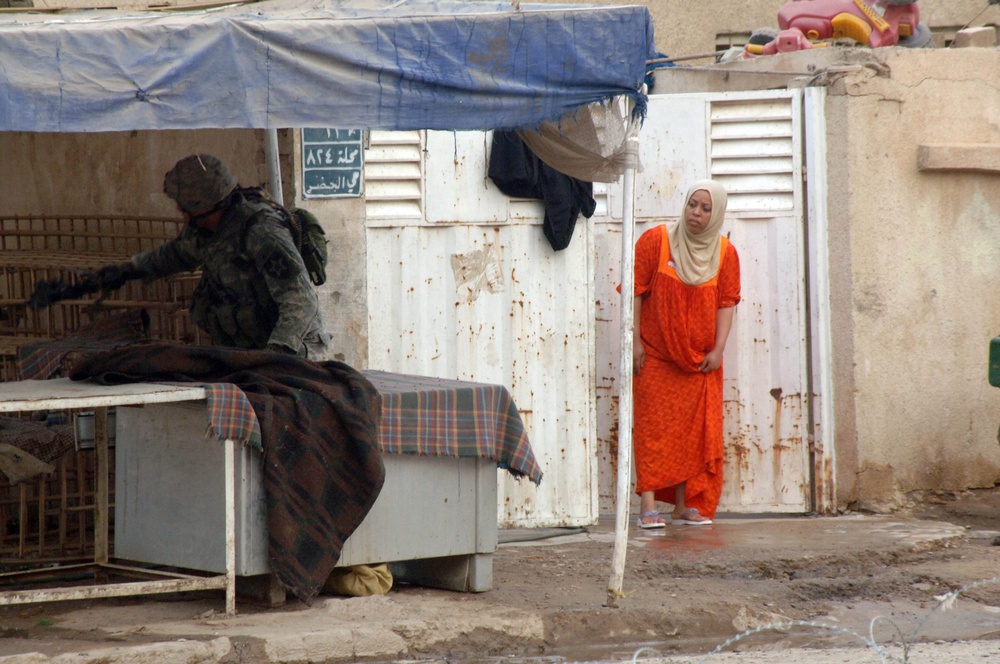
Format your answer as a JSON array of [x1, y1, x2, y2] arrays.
[[0, 371, 538, 611], [0, 378, 239, 615], [112, 371, 533, 596]]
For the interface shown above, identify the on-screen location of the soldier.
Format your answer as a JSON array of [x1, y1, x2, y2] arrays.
[[95, 154, 332, 360]]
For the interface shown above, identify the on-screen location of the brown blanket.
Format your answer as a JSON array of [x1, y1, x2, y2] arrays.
[[69, 341, 384, 605]]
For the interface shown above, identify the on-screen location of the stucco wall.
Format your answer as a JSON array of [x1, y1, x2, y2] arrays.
[[823, 48, 1000, 507]]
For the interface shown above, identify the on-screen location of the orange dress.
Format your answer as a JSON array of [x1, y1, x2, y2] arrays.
[[632, 225, 741, 518]]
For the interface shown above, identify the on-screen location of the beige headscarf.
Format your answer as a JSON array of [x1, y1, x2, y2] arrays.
[[666, 179, 729, 286]]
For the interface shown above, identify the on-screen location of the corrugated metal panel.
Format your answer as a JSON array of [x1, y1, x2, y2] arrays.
[[720, 212, 811, 512], [365, 131, 598, 528]]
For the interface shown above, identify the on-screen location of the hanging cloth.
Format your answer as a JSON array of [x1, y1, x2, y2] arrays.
[[487, 130, 596, 251]]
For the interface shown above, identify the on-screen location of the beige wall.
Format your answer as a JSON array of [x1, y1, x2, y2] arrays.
[[0, 130, 266, 217], [289, 131, 369, 368], [823, 47, 1000, 507]]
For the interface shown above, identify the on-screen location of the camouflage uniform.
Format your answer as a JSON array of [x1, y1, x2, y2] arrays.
[[131, 160, 331, 360]]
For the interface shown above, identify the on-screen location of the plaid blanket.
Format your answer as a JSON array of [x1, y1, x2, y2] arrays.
[[14, 309, 262, 448], [365, 370, 542, 485], [15, 309, 150, 381], [68, 342, 384, 605], [0, 416, 76, 467]]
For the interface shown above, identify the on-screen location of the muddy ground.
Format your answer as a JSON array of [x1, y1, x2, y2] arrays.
[[475, 487, 1000, 661], [1, 486, 999, 662]]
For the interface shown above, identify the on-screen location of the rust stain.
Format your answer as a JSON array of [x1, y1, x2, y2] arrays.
[[607, 394, 620, 475], [723, 396, 753, 476], [724, 385, 812, 508]]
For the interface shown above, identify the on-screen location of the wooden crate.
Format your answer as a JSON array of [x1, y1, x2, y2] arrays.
[[1, 215, 199, 565], [0, 413, 116, 564], [0, 446, 113, 564], [0, 214, 203, 346]]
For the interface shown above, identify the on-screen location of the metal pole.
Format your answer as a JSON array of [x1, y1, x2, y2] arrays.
[[265, 129, 284, 205], [224, 439, 237, 615], [606, 128, 640, 607]]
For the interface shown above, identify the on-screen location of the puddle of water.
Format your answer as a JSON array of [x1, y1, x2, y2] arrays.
[[382, 635, 783, 663], [637, 527, 727, 554]]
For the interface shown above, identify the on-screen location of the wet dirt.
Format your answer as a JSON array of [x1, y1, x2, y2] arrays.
[[439, 486, 1000, 661], [0, 486, 998, 662]]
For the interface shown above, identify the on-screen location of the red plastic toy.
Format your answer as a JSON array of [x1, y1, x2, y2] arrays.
[[777, 0, 920, 49], [761, 28, 816, 54]]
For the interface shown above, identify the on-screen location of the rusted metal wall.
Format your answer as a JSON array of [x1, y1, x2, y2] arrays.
[[594, 91, 814, 514], [364, 130, 598, 528], [363, 103, 817, 523]]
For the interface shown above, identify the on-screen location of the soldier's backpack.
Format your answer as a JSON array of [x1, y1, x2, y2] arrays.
[[287, 206, 328, 286], [240, 187, 328, 286]]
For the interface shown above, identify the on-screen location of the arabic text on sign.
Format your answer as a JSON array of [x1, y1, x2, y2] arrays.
[[304, 145, 362, 168]]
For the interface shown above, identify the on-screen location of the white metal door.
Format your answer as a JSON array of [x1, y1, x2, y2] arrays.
[[364, 130, 599, 528], [596, 90, 814, 513]]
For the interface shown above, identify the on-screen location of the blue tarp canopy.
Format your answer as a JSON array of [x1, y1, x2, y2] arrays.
[[0, 0, 655, 133]]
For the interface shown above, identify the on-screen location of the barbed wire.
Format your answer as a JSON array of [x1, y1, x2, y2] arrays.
[[626, 576, 999, 664]]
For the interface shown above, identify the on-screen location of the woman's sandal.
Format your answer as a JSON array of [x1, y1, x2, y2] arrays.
[[636, 509, 666, 529], [671, 507, 712, 525]]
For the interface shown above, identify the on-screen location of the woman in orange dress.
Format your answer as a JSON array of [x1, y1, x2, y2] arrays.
[[631, 179, 740, 528]]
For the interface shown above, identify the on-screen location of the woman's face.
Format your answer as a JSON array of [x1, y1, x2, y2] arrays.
[[684, 189, 713, 235]]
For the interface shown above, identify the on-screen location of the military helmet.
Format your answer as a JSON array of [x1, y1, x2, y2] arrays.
[[163, 154, 237, 213]]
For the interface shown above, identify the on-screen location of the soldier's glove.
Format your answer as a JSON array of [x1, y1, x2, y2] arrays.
[[95, 262, 142, 291]]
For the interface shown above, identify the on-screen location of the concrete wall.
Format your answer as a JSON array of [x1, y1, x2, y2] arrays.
[[0, 130, 266, 217], [822, 47, 1000, 508]]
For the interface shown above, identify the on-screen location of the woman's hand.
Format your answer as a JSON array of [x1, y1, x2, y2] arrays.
[[633, 338, 646, 374], [698, 348, 723, 373]]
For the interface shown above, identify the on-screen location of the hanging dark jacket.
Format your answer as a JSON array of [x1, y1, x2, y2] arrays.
[[488, 130, 596, 251]]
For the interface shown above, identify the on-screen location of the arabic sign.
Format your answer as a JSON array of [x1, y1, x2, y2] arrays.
[[302, 129, 364, 198]]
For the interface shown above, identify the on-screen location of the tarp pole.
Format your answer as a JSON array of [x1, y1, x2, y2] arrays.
[[265, 129, 284, 204], [606, 126, 639, 607]]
